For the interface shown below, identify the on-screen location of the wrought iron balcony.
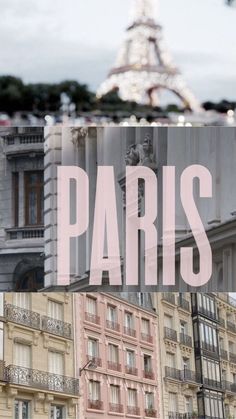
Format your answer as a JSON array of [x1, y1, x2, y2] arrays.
[[109, 403, 124, 413], [125, 365, 138, 375], [164, 327, 177, 342], [165, 367, 181, 381], [193, 305, 217, 321], [229, 352, 236, 363], [85, 312, 100, 325], [124, 326, 136, 337], [4, 303, 40, 329], [143, 369, 155, 379], [127, 406, 140, 416], [180, 333, 192, 347], [200, 341, 218, 355], [141, 332, 153, 343], [222, 380, 236, 393], [227, 320, 236, 333], [178, 297, 190, 312], [88, 399, 103, 410], [181, 369, 200, 383], [87, 355, 102, 367], [106, 319, 120, 332], [162, 293, 175, 305], [169, 414, 198, 419], [145, 408, 157, 417], [220, 348, 228, 360], [6, 365, 79, 395], [41, 316, 72, 339], [107, 361, 121, 371], [203, 377, 222, 389]]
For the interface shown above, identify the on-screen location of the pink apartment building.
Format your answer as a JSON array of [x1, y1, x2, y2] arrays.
[[75, 293, 160, 419]]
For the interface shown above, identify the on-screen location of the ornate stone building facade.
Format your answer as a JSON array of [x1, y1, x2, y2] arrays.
[[0, 292, 79, 419], [0, 127, 44, 291]]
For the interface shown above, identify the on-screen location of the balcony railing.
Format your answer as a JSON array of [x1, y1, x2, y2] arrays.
[[109, 403, 124, 413], [41, 316, 72, 339], [164, 327, 177, 342], [124, 326, 136, 337], [127, 406, 140, 416], [87, 355, 102, 367], [222, 380, 236, 393], [4, 303, 40, 329], [169, 414, 198, 419], [6, 227, 44, 240], [143, 369, 155, 379], [6, 365, 79, 395], [165, 367, 181, 381], [220, 348, 228, 360], [106, 320, 120, 332], [193, 305, 217, 321], [180, 333, 192, 347], [88, 399, 103, 410], [203, 377, 222, 389], [182, 369, 200, 383], [85, 312, 100, 325], [162, 293, 175, 305], [227, 320, 236, 333], [229, 352, 236, 363], [125, 365, 138, 375], [145, 408, 157, 417], [107, 361, 121, 371], [200, 341, 218, 355], [165, 367, 199, 383], [178, 297, 190, 312], [141, 332, 153, 343]]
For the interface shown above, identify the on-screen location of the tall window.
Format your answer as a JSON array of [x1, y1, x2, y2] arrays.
[[108, 344, 119, 363], [169, 392, 177, 414], [89, 380, 101, 401], [88, 338, 99, 358], [86, 297, 97, 315], [24, 171, 43, 226], [15, 400, 30, 419], [125, 312, 134, 329], [14, 343, 31, 368], [141, 318, 150, 335], [126, 350, 135, 367], [185, 396, 193, 414], [48, 300, 63, 320], [107, 305, 117, 323], [13, 293, 30, 310], [12, 172, 19, 226], [145, 392, 154, 410], [164, 314, 173, 329], [48, 351, 64, 375], [50, 405, 65, 419], [110, 385, 120, 405], [144, 354, 152, 372], [127, 388, 137, 407]]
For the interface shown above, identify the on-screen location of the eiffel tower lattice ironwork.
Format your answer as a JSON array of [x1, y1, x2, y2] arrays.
[[97, 0, 201, 112]]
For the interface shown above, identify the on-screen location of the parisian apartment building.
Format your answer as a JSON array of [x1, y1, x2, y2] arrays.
[[0, 291, 236, 417], [0, 127, 44, 291], [0, 292, 79, 419]]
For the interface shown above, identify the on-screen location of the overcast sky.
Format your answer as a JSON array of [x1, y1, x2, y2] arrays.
[[0, 0, 236, 102]]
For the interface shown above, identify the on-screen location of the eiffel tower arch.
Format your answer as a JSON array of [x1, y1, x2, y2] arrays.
[[97, 0, 201, 112]]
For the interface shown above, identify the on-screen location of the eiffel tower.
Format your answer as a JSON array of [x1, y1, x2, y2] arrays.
[[97, 0, 201, 112]]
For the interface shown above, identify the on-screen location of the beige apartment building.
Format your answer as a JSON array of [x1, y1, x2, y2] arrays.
[[153, 293, 199, 418], [0, 293, 79, 419]]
